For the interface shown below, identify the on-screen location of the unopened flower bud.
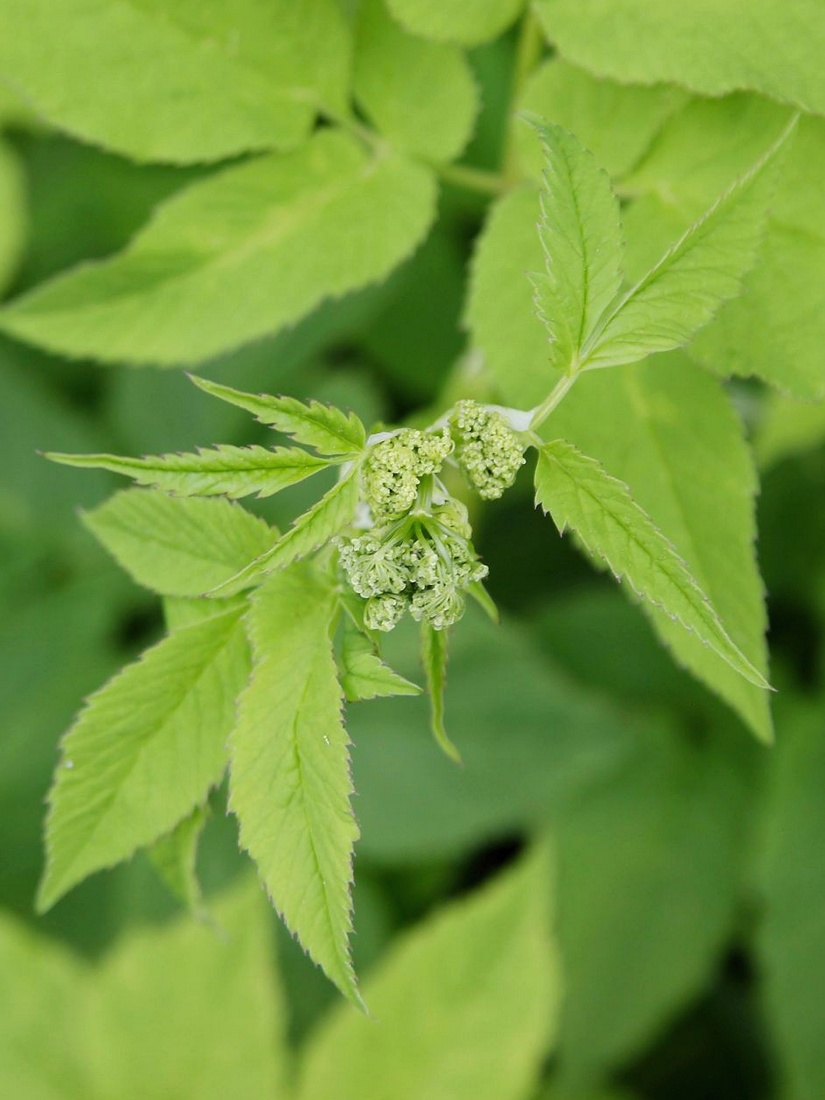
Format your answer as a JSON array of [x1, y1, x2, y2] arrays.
[[450, 400, 525, 500]]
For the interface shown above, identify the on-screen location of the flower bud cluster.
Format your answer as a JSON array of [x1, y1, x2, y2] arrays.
[[450, 400, 525, 500], [362, 427, 453, 520]]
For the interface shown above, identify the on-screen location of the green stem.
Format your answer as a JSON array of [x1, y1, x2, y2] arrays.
[[502, 6, 545, 184], [435, 162, 508, 197], [529, 372, 578, 431]]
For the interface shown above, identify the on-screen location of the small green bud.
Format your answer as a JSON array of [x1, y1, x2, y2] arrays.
[[363, 427, 454, 519], [450, 400, 525, 500], [410, 584, 466, 631], [364, 592, 407, 632]]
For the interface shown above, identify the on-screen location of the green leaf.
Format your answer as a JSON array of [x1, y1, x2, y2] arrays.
[[534, 439, 769, 691], [547, 356, 772, 741], [755, 392, 825, 470], [147, 804, 209, 920], [83, 489, 278, 597], [49, 444, 330, 499], [0, 0, 350, 163], [530, 121, 623, 375], [339, 617, 421, 701], [582, 120, 795, 371], [229, 568, 361, 1003], [189, 376, 367, 455], [0, 130, 438, 366], [38, 606, 249, 911], [420, 622, 461, 763], [353, 0, 478, 162], [297, 844, 560, 1100], [163, 594, 247, 632], [211, 468, 360, 596], [385, 0, 524, 46], [0, 139, 25, 294], [534, 0, 825, 117], [757, 704, 825, 1100]]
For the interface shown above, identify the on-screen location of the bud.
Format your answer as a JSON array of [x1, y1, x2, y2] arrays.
[[450, 400, 525, 500], [410, 584, 466, 631], [363, 427, 453, 520], [364, 592, 407, 632]]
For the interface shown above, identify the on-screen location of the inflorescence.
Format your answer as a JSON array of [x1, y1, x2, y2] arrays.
[[337, 402, 526, 632]]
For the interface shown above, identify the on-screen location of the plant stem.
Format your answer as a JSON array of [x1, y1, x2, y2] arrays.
[[436, 162, 508, 196], [502, 7, 545, 184], [529, 372, 578, 431]]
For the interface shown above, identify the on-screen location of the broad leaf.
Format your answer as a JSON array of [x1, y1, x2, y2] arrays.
[[583, 121, 795, 370], [229, 568, 361, 1003], [340, 618, 421, 701], [190, 376, 367, 455], [0, 0, 350, 163], [354, 0, 478, 162], [0, 130, 437, 366], [297, 845, 559, 1100], [547, 356, 772, 741], [148, 804, 209, 919], [534, 440, 769, 690], [386, 0, 524, 46], [212, 468, 360, 595], [534, 0, 825, 117], [38, 607, 249, 911], [756, 392, 825, 470], [83, 489, 278, 597], [420, 622, 460, 762], [530, 122, 623, 374], [50, 444, 330, 499]]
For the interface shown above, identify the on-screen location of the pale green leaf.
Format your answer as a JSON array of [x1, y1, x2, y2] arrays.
[[229, 568, 360, 1003], [148, 804, 209, 919], [339, 617, 420, 701], [83, 489, 278, 597], [530, 121, 623, 375], [211, 468, 360, 596], [0, 0, 350, 162], [297, 844, 560, 1100], [547, 355, 771, 741], [386, 0, 524, 45], [583, 121, 795, 371], [420, 622, 461, 763], [163, 594, 247, 631], [354, 0, 478, 162], [0, 130, 437, 365], [516, 59, 687, 180], [535, 440, 769, 690], [755, 392, 825, 470], [38, 607, 249, 911], [189, 376, 367, 455], [49, 444, 330, 499], [535, 0, 825, 116]]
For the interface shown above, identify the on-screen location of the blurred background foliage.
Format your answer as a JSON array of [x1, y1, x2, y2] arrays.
[[2, 6, 825, 1100]]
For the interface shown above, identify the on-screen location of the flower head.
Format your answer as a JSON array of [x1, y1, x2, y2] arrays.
[[363, 427, 453, 520], [450, 400, 525, 500]]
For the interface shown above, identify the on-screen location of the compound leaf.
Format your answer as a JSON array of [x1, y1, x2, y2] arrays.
[[83, 489, 278, 597], [38, 607, 249, 911], [535, 440, 769, 690], [229, 568, 361, 1004], [0, 130, 437, 366]]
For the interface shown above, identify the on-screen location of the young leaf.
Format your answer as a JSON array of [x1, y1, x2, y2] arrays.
[[530, 121, 623, 374], [582, 120, 796, 370], [297, 844, 560, 1100], [48, 444, 330, 499], [83, 489, 278, 597], [386, 0, 524, 46], [148, 805, 210, 921], [0, 0, 351, 163], [38, 607, 249, 912], [340, 617, 421, 702], [534, 440, 770, 690], [0, 130, 437, 366], [420, 622, 461, 762], [353, 0, 478, 162], [229, 568, 361, 1004], [189, 376, 367, 455], [211, 468, 360, 595]]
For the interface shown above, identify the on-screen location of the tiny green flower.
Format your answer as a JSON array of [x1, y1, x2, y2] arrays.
[[450, 400, 526, 500]]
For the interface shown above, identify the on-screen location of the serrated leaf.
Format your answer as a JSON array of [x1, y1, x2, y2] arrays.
[[37, 607, 249, 912], [386, 0, 524, 46], [420, 622, 461, 762], [0, 130, 437, 366], [0, 0, 350, 163], [353, 0, 478, 162], [49, 444, 330, 499], [229, 568, 361, 1004], [83, 489, 278, 597], [163, 594, 247, 632], [339, 617, 420, 701], [189, 376, 367, 455], [547, 355, 772, 741], [297, 844, 559, 1100], [148, 805, 209, 920], [212, 468, 360, 595], [582, 121, 795, 371], [534, 440, 769, 690], [530, 121, 623, 375]]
